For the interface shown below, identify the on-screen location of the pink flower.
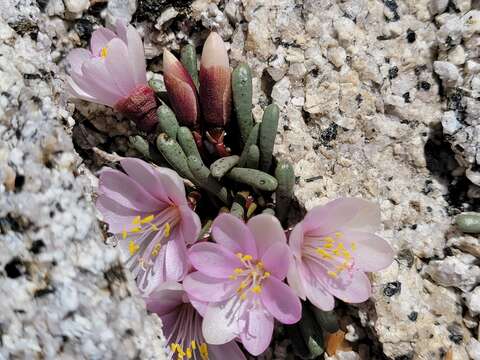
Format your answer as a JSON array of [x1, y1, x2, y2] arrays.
[[287, 198, 394, 311], [96, 158, 201, 292], [145, 281, 246, 360], [184, 214, 301, 356], [66, 21, 157, 131]]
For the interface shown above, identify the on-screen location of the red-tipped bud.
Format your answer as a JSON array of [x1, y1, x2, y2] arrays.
[[115, 84, 158, 132], [163, 49, 200, 128], [199, 32, 232, 128]]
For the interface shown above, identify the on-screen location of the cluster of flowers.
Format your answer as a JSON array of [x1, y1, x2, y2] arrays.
[[67, 20, 394, 359]]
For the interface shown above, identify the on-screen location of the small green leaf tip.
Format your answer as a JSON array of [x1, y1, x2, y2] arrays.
[[210, 155, 240, 179], [181, 44, 199, 88], [299, 306, 325, 357], [227, 168, 278, 192], [157, 104, 179, 139], [310, 305, 340, 334], [232, 63, 253, 145], [187, 156, 230, 205], [155, 133, 195, 181], [455, 212, 480, 234], [246, 145, 260, 169], [177, 126, 202, 161], [148, 78, 166, 93], [238, 123, 260, 167], [129, 135, 166, 165], [259, 103, 280, 172], [275, 160, 295, 224]]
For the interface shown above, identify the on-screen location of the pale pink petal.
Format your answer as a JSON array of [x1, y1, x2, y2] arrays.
[[125, 24, 147, 84], [260, 277, 301, 324], [65, 77, 96, 103], [95, 195, 143, 233], [165, 238, 189, 281], [325, 271, 372, 304], [158, 310, 179, 338], [342, 231, 394, 272], [261, 242, 291, 280], [286, 260, 307, 300], [288, 222, 304, 258], [90, 27, 117, 56], [67, 48, 92, 75], [184, 272, 238, 303], [211, 214, 257, 257], [70, 68, 120, 106], [303, 265, 335, 311], [202, 298, 240, 345], [119, 158, 171, 204], [104, 38, 136, 96], [154, 167, 186, 204], [188, 242, 242, 278], [208, 342, 247, 360], [304, 198, 381, 235], [189, 297, 208, 317], [240, 308, 274, 356], [98, 168, 162, 212], [144, 281, 183, 315], [248, 214, 287, 256], [178, 206, 201, 245], [81, 57, 124, 104]]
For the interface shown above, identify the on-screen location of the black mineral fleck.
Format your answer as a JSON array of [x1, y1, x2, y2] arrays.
[[383, 281, 401, 297]]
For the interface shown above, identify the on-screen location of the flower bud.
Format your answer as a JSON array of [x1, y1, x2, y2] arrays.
[[199, 32, 232, 128], [163, 49, 199, 128]]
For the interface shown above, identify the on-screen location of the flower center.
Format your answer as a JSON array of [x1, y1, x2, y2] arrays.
[[100, 47, 108, 58], [305, 231, 357, 278], [227, 253, 271, 301], [168, 304, 209, 360]]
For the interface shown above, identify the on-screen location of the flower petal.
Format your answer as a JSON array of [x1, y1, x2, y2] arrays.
[[302, 265, 335, 311], [260, 277, 301, 324], [119, 158, 171, 204], [304, 198, 381, 235], [247, 214, 287, 256], [81, 57, 124, 105], [288, 222, 305, 258], [165, 238, 189, 282], [184, 272, 238, 303], [286, 260, 307, 300], [240, 308, 274, 356], [202, 298, 240, 345], [105, 38, 136, 96], [208, 342, 247, 360], [144, 281, 183, 315], [188, 242, 243, 278], [211, 214, 257, 257], [342, 231, 394, 272], [90, 27, 117, 56], [126, 24, 147, 85], [65, 77, 96, 103], [115, 19, 128, 43], [325, 271, 372, 304], [178, 205, 201, 245], [261, 242, 291, 280], [154, 167, 186, 204], [67, 48, 92, 75], [95, 194, 143, 233], [98, 168, 162, 212]]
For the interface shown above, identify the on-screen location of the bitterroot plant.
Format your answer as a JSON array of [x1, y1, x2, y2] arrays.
[[66, 21, 394, 359]]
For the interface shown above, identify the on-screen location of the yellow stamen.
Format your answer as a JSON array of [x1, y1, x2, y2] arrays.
[[236, 252, 243, 258], [186, 347, 192, 359], [132, 216, 141, 225], [256, 261, 264, 268], [128, 240, 139, 255], [171, 343, 177, 352], [264, 272, 271, 278], [324, 236, 335, 243], [316, 248, 332, 259], [200, 343, 209, 360], [228, 275, 237, 280], [343, 250, 351, 259], [327, 271, 337, 278], [351, 242, 357, 251], [141, 214, 155, 224], [252, 285, 262, 294], [238, 281, 248, 290], [242, 255, 253, 261], [323, 243, 334, 249], [234, 268, 244, 274], [151, 243, 161, 257], [335, 232, 343, 238], [131, 226, 141, 233], [240, 293, 247, 300], [191, 341, 196, 350], [122, 229, 128, 240], [164, 222, 171, 238], [151, 224, 159, 231], [100, 47, 108, 58]]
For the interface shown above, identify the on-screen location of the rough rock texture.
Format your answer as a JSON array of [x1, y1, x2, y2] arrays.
[[2, 0, 480, 359], [0, 1, 166, 359]]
